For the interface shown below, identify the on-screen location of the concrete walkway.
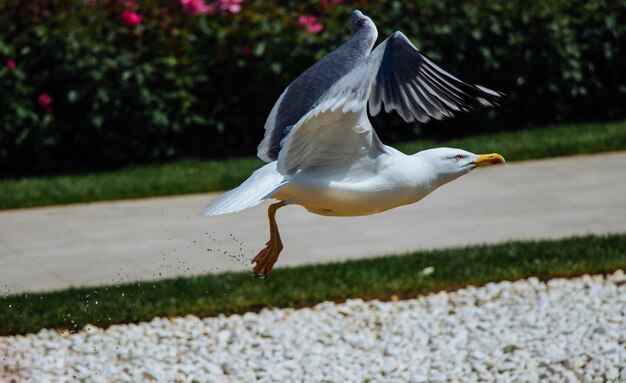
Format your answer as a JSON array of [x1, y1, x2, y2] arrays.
[[1, 152, 625, 295]]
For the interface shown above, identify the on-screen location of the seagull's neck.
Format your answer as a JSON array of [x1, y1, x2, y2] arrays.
[[408, 152, 460, 191], [372, 150, 453, 208]]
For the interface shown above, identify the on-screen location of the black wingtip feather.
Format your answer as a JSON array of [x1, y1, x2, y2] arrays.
[[371, 32, 503, 125]]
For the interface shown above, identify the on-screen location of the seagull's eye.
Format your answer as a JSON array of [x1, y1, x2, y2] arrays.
[[455, 154, 463, 161], [357, 18, 366, 27]]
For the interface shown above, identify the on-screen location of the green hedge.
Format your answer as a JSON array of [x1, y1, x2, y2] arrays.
[[1, 0, 624, 176]]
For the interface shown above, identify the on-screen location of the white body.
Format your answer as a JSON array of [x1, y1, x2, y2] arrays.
[[201, 11, 503, 219], [273, 147, 454, 216], [201, 142, 481, 218]]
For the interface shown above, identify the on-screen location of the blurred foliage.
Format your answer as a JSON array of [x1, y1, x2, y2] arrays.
[[0, 0, 625, 176]]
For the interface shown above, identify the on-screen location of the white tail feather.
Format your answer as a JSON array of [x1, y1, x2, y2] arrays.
[[200, 162, 286, 216]]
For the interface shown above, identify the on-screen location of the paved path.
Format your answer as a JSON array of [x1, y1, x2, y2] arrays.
[[1, 152, 625, 295]]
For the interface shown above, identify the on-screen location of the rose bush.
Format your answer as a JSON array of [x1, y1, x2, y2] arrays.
[[0, 0, 624, 176]]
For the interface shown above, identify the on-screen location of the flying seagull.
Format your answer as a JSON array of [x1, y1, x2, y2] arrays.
[[202, 10, 505, 277]]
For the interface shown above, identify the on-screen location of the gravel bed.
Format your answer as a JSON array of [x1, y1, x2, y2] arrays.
[[2, 271, 625, 382]]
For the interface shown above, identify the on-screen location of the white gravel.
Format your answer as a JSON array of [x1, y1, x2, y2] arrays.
[[2, 271, 625, 383]]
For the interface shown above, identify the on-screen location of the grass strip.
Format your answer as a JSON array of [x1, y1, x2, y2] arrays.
[[0, 157, 263, 211], [1, 120, 625, 210], [1, 233, 624, 336], [395, 120, 626, 161]]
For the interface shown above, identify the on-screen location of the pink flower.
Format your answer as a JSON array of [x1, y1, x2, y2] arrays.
[[38, 93, 53, 108], [181, 0, 215, 15], [121, 10, 142, 27], [217, 0, 243, 14], [298, 15, 324, 34], [6, 59, 16, 71]]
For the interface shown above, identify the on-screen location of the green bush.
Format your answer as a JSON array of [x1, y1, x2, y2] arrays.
[[0, 0, 624, 176]]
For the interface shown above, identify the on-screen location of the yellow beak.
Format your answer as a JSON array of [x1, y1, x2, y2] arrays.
[[471, 153, 506, 167]]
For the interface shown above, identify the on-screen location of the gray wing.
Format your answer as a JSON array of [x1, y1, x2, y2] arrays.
[[257, 20, 378, 163], [275, 31, 503, 175], [368, 31, 503, 122], [276, 105, 384, 175]]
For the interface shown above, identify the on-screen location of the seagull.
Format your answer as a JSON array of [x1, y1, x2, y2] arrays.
[[202, 10, 505, 278]]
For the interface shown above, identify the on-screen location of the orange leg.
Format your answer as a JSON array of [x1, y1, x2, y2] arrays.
[[252, 201, 286, 278]]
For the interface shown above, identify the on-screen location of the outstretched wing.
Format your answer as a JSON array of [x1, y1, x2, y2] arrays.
[[276, 106, 385, 176], [257, 25, 378, 163], [368, 31, 502, 123], [276, 31, 503, 175]]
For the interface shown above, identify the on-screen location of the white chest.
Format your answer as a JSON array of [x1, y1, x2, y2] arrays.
[[273, 174, 435, 217]]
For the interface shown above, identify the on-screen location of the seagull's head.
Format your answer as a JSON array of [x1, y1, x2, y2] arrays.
[[350, 10, 374, 35], [418, 147, 505, 184]]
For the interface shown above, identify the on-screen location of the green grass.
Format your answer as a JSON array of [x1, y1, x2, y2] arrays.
[[1, 120, 625, 210], [1, 234, 624, 336], [0, 157, 264, 210], [394, 120, 626, 160]]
